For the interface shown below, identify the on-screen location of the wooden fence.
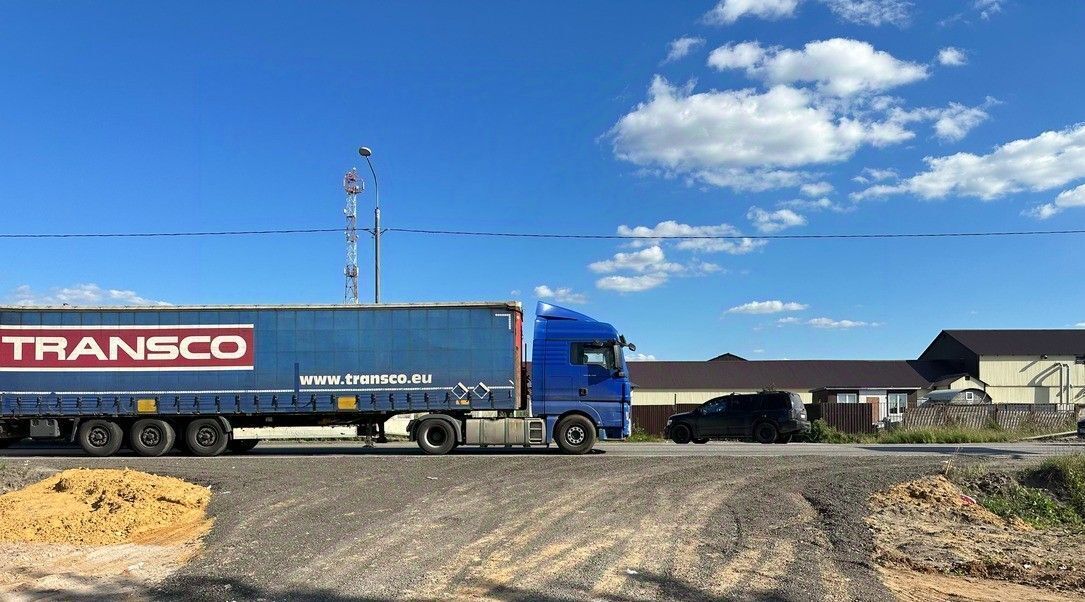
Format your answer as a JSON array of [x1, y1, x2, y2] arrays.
[[632, 404, 699, 437], [806, 402, 878, 434], [903, 405, 1078, 432]]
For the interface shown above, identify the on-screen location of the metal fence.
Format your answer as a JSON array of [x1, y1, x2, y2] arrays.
[[903, 405, 1078, 432]]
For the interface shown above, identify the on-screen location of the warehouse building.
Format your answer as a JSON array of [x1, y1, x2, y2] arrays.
[[627, 329, 1085, 431]]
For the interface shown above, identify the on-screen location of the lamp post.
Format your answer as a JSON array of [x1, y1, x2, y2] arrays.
[[358, 146, 381, 303]]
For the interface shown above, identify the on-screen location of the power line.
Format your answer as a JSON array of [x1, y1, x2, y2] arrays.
[[389, 227, 1085, 240], [0, 228, 341, 239], [1, 226, 1085, 240]]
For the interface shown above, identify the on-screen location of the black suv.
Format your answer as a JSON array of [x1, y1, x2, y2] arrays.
[[664, 391, 810, 444]]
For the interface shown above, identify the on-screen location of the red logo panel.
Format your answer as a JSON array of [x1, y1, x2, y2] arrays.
[[0, 325, 254, 371]]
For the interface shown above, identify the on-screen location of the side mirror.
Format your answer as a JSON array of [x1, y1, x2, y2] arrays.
[[628, 343, 637, 352]]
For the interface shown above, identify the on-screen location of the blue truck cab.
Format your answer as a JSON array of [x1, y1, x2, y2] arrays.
[[531, 302, 634, 451]]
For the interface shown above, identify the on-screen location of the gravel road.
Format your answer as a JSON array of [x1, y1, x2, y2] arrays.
[[0, 449, 983, 601]]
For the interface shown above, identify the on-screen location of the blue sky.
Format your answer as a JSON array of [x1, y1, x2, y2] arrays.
[[1, 1, 1083, 361]]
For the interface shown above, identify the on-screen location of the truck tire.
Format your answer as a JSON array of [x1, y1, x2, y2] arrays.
[[185, 418, 229, 457], [555, 415, 596, 455], [670, 423, 692, 444], [228, 439, 260, 453], [78, 419, 124, 457], [416, 419, 456, 455], [753, 422, 779, 445], [129, 419, 176, 457]]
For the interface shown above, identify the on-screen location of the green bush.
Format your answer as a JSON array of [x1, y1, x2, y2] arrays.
[[805, 419, 864, 443], [1024, 454, 1085, 518], [626, 426, 662, 442]]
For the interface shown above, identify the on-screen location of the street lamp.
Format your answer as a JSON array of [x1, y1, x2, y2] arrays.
[[358, 146, 382, 303]]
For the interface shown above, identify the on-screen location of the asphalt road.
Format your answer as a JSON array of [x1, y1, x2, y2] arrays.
[[1, 439, 1081, 459], [1, 442, 1077, 601]]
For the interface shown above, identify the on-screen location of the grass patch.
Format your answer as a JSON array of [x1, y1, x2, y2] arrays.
[[955, 454, 1085, 531], [876, 427, 1018, 444], [805, 420, 1049, 444], [626, 427, 663, 442]]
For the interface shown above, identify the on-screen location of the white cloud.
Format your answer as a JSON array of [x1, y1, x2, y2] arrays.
[[800, 181, 834, 196], [706, 41, 767, 70], [588, 245, 721, 293], [746, 206, 808, 233], [821, 0, 911, 27], [663, 36, 705, 63], [628, 352, 658, 361], [778, 197, 851, 213], [851, 167, 898, 184], [854, 123, 1085, 201], [6, 283, 171, 307], [617, 221, 767, 254], [807, 317, 877, 328], [534, 285, 587, 304], [1025, 183, 1085, 220], [705, 0, 799, 24], [1077, 322, 1085, 328], [705, 0, 911, 26], [709, 39, 928, 97], [974, 0, 1003, 19], [596, 273, 669, 293], [609, 77, 917, 191], [931, 102, 990, 142], [589, 246, 684, 274], [727, 300, 808, 314], [937, 47, 968, 66]]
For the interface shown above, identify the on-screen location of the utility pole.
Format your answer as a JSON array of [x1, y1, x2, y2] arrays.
[[358, 146, 382, 303]]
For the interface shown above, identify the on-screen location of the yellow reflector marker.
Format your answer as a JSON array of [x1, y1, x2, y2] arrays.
[[136, 398, 157, 413], [337, 396, 358, 411]]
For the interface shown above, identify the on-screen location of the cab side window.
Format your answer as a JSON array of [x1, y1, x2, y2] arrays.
[[570, 343, 615, 370], [702, 398, 728, 414]]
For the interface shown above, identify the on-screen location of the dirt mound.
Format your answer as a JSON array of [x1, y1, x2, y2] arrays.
[[870, 475, 1028, 529], [0, 468, 210, 546], [869, 473, 1085, 600]]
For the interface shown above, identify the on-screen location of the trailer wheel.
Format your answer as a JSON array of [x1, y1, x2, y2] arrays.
[[77, 419, 124, 457], [555, 415, 596, 455], [228, 439, 260, 453], [129, 419, 176, 457], [416, 419, 456, 455], [185, 418, 228, 457]]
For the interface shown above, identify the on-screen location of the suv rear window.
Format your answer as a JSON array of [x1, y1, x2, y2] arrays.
[[751, 392, 790, 410]]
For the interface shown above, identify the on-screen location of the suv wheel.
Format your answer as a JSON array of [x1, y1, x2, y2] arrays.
[[753, 422, 778, 445], [692, 438, 709, 444], [774, 434, 793, 444], [670, 424, 692, 444]]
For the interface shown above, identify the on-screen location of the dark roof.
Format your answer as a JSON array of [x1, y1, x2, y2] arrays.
[[627, 360, 962, 391], [930, 330, 1085, 357], [708, 353, 747, 362]]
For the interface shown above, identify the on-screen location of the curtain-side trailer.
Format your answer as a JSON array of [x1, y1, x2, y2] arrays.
[[0, 301, 634, 456]]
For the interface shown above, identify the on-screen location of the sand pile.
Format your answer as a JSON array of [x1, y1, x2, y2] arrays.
[[869, 474, 1024, 528], [0, 468, 210, 545]]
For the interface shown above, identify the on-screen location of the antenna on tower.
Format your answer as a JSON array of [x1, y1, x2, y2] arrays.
[[343, 168, 362, 304]]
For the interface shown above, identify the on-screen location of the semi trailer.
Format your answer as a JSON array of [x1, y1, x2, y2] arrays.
[[0, 301, 635, 456]]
